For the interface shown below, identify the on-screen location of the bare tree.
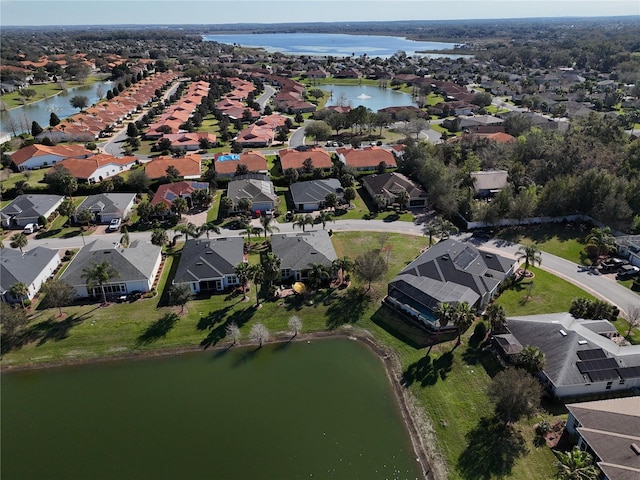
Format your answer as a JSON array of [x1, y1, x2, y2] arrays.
[[249, 322, 269, 348], [225, 322, 241, 347], [288, 315, 303, 337], [626, 304, 640, 337]]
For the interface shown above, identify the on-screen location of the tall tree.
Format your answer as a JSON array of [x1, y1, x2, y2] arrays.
[[81, 261, 119, 304], [151, 228, 168, 247], [354, 250, 387, 291], [69, 95, 89, 112], [225, 322, 241, 347], [76, 208, 93, 230], [488, 368, 542, 424], [40, 279, 75, 316], [485, 303, 507, 334], [584, 226, 616, 264], [316, 210, 334, 230], [57, 197, 76, 227], [515, 244, 542, 275], [235, 262, 252, 301], [332, 256, 354, 286], [293, 214, 314, 232], [435, 302, 455, 328], [395, 189, 410, 210], [260, 252, 281, 293], [423, 223, 439, 246], [9, 233, 28, 253], [49, 112, 61, 127], [259, 215, 280, 238], [171, 197, 189, 219], [250, 264, 265, 307], [452, 302, 474, 345], [554, 447, 599, 480], [9, 282, 29, 309], [307, 262, 330, 290]]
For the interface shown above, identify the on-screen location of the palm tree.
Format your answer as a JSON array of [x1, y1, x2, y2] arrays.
[[435, 216, 459, 240], [260, 252, 281, 292], [332, 256, 354, 286], [249, 264, 265, 307], [516, 244, 542, 275], [9, 233, 28, 253], [235, 262, 252, 301], [584, 226, 616, 265], [9, 282, 29, 309], [259, 215, 280, 238], [554, 447, 599, 480], [240, 225, 263, 244], [199, 222, 221, 239], [517, 345, 546, 373], [151, 228, 168, 247], [293, 214, 314, 232], [81, 261, 119, 304], [174, 222, 199, 243], [485, 303, 507, 334], [307, 262, 330, 290], [452, 302, 474, 345], [395, 189, 410, 210], [423, 223, 439, 246], [435, 302, 454, 328], [315, 210, 334, 230], [171, 196, 189, 220]]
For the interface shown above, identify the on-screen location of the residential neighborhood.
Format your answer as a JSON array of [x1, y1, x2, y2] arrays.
[[1, 15, 639, 480]]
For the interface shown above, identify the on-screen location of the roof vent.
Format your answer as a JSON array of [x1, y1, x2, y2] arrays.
[[631, 443, 640, 455], [196, 262, 203, 266], [559, 329, 568, 337], [485, 254, 493, 259], [578, 340, 588, 345]]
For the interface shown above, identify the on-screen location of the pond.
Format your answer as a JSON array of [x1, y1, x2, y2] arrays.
[[323, 83, 416, 111], [0, 79, 114, 135], [1, 338, 423, 479]]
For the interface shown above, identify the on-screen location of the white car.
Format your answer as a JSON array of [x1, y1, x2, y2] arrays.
[[107, 218, 121, 232], [22, 223, 38, 234]]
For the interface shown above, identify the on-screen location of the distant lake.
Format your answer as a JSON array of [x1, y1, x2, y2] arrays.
[[204, 32, 462, 58], [324, 83, 416, 111]]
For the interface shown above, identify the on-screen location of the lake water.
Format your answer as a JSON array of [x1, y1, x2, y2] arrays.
[[0, 79, 114, 135], [204, 33, 460, 58], [323, 83, 416, 111], [1, 338, 422, 479]]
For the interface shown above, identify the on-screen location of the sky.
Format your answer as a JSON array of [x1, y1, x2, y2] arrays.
[[1, 0, 638, 26]]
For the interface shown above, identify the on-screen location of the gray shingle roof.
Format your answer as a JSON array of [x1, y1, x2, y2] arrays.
[[75, 193, 136, 217], [173, 237, 244, 283], [0, 247, 60, 293], [0, 194, 64, 221], [362, 172, 426, 198], [227, 177, 276, 204], [271, 231, 337, 271], [289, 178, 343, 205], [60, 240, 161, 286]]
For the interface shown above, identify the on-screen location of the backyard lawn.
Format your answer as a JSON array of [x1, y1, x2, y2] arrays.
[[2, 232, 602, 480]]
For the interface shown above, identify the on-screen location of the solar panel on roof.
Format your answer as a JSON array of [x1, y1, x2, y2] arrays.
[[577, 348, 607, 361], [577, 358, 619, 373], [617, 366, 640, 379], [587, 369, 619, 382]]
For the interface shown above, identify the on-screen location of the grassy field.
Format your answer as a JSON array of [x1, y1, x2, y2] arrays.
[[2, 232, 606, 480]]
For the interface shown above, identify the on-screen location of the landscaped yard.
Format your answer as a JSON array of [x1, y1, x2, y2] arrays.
[[2, 232, 600, 480]]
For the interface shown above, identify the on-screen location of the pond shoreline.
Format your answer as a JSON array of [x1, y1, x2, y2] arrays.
[[1, 327, 445, 480]]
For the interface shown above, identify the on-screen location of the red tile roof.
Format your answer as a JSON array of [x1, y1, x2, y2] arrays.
[[214, 151, 268, 176], [55, 154, 137, 180], [278, 147, 333, 170], [144, 155, 202, 179], [11, 144, 93, 166], [337, 146, 396, 169]]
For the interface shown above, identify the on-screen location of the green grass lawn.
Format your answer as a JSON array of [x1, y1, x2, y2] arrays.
[[497, 266, 597, 316], [2, 168, 48, 190], [496, 223, 592, 265], [207, 190, 222, 223], [3, 232, 588, 480]]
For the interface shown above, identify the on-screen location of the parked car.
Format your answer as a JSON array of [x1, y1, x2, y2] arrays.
[[599, 258, 625, 273], [616, 265, 640, 280], [107, 218, 121, 232], [22, 223, 38, 234]]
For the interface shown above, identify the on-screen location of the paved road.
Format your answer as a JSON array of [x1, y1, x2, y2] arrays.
[[16, 219, 639, 315]]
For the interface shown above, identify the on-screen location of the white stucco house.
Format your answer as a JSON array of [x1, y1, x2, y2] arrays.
[[0, 247, 61, 303]]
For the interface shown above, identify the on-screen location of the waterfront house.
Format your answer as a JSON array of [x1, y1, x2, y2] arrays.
[[384, 239, 514, 330], [60, 239, 162, 299], [271, 231, 337, 283], [172, 237, 244, 293], [0, 247, 61, 304], [11, 144, 93, 171]]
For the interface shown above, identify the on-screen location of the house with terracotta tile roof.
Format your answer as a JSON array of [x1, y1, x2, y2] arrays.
[[55, 154, 138, 183], [156, 132, 217, 151], [11, 144, 93, 171], [151, 181, 211, 209], [336, 146, 397, 171], [144, 155, 202, 180], [235, 124, 274, 148], [278, 147, 333, 171], [213, 151, 268, 177]]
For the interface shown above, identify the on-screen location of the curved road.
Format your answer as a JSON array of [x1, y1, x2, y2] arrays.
[[15, 218, 639, 316]]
